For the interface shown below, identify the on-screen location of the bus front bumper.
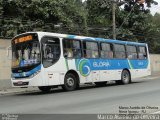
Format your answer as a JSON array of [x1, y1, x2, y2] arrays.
[[11, 72, 43, 87]]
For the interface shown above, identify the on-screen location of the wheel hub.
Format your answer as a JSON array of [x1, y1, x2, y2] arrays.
[[123, 73, 129, 83], [67, 78, 74, 87]]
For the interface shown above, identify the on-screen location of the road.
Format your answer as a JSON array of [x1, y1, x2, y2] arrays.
[[0, 76, 160, 119]]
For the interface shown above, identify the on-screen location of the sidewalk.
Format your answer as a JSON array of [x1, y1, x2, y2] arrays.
[[151, 71, 160, 77], [0, 87, 39, 96], [0, 72, 160, 96]]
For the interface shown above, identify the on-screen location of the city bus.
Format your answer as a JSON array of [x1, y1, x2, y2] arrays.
[[11, 32, 151, 92]]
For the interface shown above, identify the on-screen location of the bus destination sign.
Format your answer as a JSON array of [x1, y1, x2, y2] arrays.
[[14, 35, 33, 44]]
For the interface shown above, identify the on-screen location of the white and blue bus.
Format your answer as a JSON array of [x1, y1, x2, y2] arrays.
[[11, 32, 151, 92]]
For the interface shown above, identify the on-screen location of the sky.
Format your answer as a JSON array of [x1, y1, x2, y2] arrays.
[[149, 0, 160, 15], [82, 0, 160, 15]]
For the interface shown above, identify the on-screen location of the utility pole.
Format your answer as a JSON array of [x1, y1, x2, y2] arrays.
[[112, 0, 116, 40]]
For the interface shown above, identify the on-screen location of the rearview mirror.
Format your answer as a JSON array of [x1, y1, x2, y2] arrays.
[[6, 46, 12, 60]]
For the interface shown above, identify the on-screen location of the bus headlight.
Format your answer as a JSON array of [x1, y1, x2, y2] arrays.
[[11, 70, 40, 80]]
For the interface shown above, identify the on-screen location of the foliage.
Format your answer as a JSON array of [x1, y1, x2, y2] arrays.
[[144, 13, 160, 53], [86, 0, 160, 53], [0, 0, 160, 53], [0, 0, 87, 38], [86, 0, 113, 37]]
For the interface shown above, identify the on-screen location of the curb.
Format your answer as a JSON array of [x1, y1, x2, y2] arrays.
[[0, 88, 39, 96]]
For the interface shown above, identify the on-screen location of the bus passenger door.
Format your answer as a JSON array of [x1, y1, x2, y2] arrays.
[[41, 36, 61, 86]]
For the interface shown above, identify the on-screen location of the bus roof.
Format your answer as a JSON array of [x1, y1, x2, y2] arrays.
[[17, 32, 147, 46]]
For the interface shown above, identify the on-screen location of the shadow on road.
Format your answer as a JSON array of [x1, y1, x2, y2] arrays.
[[15, 80, 146, 96]]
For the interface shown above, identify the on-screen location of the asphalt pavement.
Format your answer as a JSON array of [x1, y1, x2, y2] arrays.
[[0, 74, 160, 120]]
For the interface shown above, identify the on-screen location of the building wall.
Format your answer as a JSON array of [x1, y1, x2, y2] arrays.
[[0, 39, 160, 89], [150, 54, 160, 73], [0, 39, 11, 80], [0, 39, 11, 89]]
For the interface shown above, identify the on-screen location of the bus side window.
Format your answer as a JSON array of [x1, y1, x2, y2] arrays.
[[114, 44, 126, 59], [83, 42, 90, 58], [126, 45, 138, 59], [66, 48, 73, 58], [138, 46, 147, 59], [63, 39, 82, 58], [83, 41, 99, 58], [100, 43, 113, 59], [63, 39, 73, 58]]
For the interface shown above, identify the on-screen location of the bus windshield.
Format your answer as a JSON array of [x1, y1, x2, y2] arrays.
[[12, 34, 40, 68]]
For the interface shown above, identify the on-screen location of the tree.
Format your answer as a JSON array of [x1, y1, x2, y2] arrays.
[[86, 0, 113, 37], [115, 0, 158, 41], [0, 0, 87, 38], [145, 13, 160, 53], [153, 13, 160, 28], [0, 0, 3, 37], [86, 0, 159, 53]]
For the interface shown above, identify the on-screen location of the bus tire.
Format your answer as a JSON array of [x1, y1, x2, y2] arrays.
[[38, 86, 51, 92], [95, 81, 107, 86], [116, 70, 130, 85], [62, 73, 77, 91]]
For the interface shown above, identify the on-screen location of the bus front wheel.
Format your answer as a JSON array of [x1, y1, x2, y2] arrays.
[[62, 73, 77, 91], [38, 86, 51, 92]]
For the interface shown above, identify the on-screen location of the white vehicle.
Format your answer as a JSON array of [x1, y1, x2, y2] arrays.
[[11, 32, 151, 92]]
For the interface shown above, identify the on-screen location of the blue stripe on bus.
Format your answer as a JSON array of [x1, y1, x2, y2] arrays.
[[12, 65, 41, 78], [67, 35, 76, 39], [76, 59, 148, 76], [87, 59, 148, 70]]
